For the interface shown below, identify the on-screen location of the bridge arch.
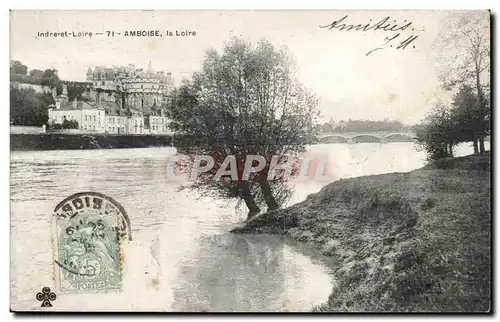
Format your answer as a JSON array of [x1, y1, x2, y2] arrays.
[[319, 135, 349, 144], [350, 134, 382, 143], [383, 133, 416, 142]]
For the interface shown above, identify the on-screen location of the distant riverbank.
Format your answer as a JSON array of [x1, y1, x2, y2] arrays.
[[10, 133, 173, 151], [232, 153, 491, 312]]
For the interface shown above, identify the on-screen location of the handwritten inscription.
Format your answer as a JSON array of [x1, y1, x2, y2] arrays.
[[319, 15, 419, 56]]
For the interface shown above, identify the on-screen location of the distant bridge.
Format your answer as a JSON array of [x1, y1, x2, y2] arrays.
[[317, 131, 417, 144]]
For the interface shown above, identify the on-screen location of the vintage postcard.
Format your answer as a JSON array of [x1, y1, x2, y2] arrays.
[[10, 10, 491, 312]]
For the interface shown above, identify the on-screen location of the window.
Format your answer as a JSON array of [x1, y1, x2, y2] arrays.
[[93, 125, 95, 131], [112, 127, 115, 132], [93, 115, 96, 121], [85, 115, 87, 121]]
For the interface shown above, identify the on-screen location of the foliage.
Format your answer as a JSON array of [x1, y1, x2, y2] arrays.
[[415, 105, 455, 160], [40, 69, 62, 89], [168, 37, 319, 217], [317, 119, 410, 133], [416, 83, 490, 161], [434, 12, 490, 154], [10, 60, 28, 75], [417, 13, 490, 160], [48, 119, 79, 130], [29, 69, 44, 83], [10, 86, 53, 126], [67, 85, 88, 101], [10, 61, 62, 90]]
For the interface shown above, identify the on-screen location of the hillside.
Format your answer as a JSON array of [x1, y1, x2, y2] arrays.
[[232, 153, 491, 312]]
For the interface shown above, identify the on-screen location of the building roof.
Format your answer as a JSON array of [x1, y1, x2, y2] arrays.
[[94, 67, 115, 80], [100, 101, 127, 116]]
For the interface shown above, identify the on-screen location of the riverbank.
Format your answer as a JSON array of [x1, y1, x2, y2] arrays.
[[231, 153, 491, 312], [10, 133, 173, 151]]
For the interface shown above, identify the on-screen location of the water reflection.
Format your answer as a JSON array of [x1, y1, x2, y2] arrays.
[[172, 234, 286, 312]]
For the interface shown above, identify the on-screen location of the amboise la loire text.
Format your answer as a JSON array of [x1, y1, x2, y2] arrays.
[[36, 30, 197, 38]]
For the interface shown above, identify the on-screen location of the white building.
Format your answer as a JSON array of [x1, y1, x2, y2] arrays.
[[148, 114, 170, 134], [126, 112, 145, 134], [47, 85, 106, 133], [47, 63, 174, 135]]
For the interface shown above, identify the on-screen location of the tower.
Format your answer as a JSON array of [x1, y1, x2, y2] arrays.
[[86, 67, 93, 82], [147, 61, 153, 75]]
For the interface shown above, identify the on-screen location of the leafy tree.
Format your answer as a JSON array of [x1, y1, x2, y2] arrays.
[[67, 85, 86, 101], [10, 86, 53, 126], [415, 104, 455, 160], [416, 84, 491, 161], [41, 68, 62, 89], [168, 38, 319, 218], [10, 60, 28, 75], [449, 85, 481, 144], [29, 69, 44, 84], [436, 11, 490, 154]]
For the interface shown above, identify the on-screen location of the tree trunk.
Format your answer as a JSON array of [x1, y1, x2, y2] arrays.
[[448, 144, 453, 157], [259, 180, 279, 212], [473, 135, 479, 154], [479, 136, 485, 154], [475, 65, 486, 155], [239, 182, 260, 220]]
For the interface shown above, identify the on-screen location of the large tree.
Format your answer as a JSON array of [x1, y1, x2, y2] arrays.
[[10, 86, 54, 126], [168, 38, 319, 219], [41, 68, 62, 89], [10, 60, 28, 75], [416, 104, 456, 160], [28, 69, 44, 84], [436, 11, 490, 154]]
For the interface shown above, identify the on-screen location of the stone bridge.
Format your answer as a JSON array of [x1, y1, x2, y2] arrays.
[[317, 131, 417, 144]]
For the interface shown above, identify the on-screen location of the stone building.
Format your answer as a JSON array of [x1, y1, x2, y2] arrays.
[[48, 62, 173, 135], [47, 84, 106, 133], [86, 61, 173, 109]]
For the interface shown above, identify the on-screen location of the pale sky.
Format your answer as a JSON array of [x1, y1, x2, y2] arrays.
[[10, 10, 490, 124]]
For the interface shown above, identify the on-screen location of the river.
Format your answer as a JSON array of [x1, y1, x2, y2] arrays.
[[10, 142, 487, 312]]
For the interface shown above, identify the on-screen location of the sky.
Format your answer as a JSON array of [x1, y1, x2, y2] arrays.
[[10, 10, 490, 124]]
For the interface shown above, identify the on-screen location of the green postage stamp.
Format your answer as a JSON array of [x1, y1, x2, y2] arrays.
[[52, 192, 132, 293]]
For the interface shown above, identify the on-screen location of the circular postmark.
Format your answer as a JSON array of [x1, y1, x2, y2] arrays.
[[52, 192, 132, 293]]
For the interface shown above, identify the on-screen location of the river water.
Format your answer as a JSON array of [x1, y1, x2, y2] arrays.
[[10, 142, 487, 311]]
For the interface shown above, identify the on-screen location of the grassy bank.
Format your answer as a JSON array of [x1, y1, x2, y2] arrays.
[[232, 153, 491, 312]]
